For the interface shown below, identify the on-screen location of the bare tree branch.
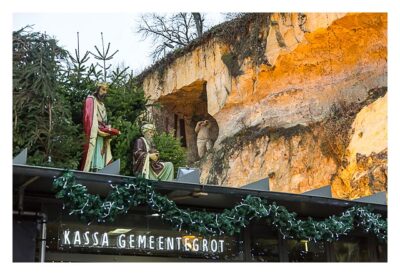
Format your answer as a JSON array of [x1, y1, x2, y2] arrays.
[[137, 13, 206, 61], [192, 12, 204, 36]]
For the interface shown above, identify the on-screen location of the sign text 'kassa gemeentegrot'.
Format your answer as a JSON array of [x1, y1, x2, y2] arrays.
[[59, 228, 226, 253]]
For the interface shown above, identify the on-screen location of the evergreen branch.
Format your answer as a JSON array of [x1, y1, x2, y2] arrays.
[[53, 171, 387, 242]]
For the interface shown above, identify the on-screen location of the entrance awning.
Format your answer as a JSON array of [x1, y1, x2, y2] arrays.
[[13, 164, 387, 218]]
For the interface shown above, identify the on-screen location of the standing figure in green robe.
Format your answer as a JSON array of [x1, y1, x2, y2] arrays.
[[132, 124, 174, 180], [80, 83, 120, 172]]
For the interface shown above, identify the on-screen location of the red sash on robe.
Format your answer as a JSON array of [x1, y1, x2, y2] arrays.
[[80, 96, 95, 170]]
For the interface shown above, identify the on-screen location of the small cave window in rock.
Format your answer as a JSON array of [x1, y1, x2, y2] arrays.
[[154, 80, 219, 164]]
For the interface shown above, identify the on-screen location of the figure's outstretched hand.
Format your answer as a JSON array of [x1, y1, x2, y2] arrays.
[[149, 153, 159, 161], [98, 130, 111, 137]]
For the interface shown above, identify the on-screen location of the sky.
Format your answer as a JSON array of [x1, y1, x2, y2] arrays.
[[13, 13, 226, 75]]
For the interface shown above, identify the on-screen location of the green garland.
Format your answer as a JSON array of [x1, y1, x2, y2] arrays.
[[53, 171, 387, 243]]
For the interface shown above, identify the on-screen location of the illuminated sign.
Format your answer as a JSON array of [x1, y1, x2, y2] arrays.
[[59, 228, 225, 253]]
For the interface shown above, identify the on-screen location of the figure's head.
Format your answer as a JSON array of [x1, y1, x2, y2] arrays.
[[141, 123, 156, 140], [94, 83, 109, 101], [203, 120, 209, 125]]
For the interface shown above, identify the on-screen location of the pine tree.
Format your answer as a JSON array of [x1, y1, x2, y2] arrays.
[[13, 26, 82, 168], [89, 32, 120, 82]]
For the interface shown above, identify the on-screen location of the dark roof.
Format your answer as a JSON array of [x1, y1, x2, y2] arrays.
[[13, 164, 387, 219]]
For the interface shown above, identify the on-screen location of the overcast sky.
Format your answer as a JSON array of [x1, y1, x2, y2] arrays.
[[13, 13, 226, 75]]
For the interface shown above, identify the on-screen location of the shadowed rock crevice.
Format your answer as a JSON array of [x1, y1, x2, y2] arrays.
[[153, 80, 219, 163]]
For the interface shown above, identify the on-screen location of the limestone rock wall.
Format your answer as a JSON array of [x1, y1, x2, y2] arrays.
[[141, 13, 387, 198], [331, 94, 387, 199], [199, 125, 338, 193], [217, 13, 386, 147]]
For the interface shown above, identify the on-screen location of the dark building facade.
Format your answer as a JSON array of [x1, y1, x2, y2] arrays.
[[13, 164, 387, 262]]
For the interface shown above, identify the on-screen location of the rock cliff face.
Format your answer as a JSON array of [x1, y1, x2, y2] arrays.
[[140, 13, 387, 199], [331, 94, 387, 199]]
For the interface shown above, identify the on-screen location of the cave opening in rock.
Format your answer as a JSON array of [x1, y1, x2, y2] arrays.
[[153, 80, 219, 164]]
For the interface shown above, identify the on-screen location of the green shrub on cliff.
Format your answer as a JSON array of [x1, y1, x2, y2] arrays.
[[153, 131, 187, 177]]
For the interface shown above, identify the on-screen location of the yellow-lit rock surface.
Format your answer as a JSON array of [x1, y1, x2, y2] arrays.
[[141, 13, 387, 198], [331, 94, 387, 199], [199, 126, 338, 193]]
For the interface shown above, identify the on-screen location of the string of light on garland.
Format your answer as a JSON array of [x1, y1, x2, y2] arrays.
[[53, 171, 387, 243]]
